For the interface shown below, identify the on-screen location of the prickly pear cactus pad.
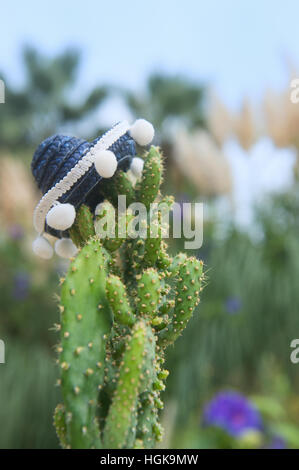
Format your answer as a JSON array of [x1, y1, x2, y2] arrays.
[[31, 120, 204, 449]]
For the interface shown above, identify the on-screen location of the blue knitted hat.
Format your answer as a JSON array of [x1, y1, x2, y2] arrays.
[[31, 119, 154, 259]]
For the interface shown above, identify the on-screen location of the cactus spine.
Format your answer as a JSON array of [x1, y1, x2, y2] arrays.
[[54, 146, 204, 448]]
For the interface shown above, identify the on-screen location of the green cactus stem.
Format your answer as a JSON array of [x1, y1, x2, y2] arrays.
[[58, 238, 111, 448], [106, 275, 136, 327], [54, 403, 68, 449], [99, 170, 135, 208], [54, 145, 204, 449], [136, 268, 161, 318], [70, 204, 95, 246], [158, 257, 203, 348], [102, 320, 155, 449], [135, 146, 163, 210]]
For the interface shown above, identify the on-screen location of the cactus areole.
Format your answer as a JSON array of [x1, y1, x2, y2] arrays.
[[31, 119, 204, 449]]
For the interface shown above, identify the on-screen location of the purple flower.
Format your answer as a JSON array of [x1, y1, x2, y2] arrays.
[[203, 391, 263, 437], [12, 271, 31, 300], [267, 436, 286, 449], [225, 296, 242, 314]]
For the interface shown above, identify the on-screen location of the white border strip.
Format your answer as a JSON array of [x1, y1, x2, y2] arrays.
[[33, 120, 130, 234]]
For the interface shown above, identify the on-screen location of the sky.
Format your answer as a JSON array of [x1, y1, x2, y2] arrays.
[[1, 0, 298, 225], [1, 0, 298, 108]]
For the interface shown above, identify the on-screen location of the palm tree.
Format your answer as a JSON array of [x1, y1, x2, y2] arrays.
[[123, 73, 206, 138], [0, 46, 108, 150]]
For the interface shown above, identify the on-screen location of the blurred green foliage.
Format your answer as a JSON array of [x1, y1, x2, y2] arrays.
[[122, 73, 206, 135], [0, 46, 108, 149], [0, 231, 60, 448], [165, 189, 299, 447], [0, 340, 59, 448]]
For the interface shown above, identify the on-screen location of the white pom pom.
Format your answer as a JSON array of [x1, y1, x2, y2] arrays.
[[46, 203, 76, 231], [32, 236, 53, 259], [130, 119, 154, 146], [55, 238, 78, 259], [94, 150, 117, 178], [130, 157, 144, 179]]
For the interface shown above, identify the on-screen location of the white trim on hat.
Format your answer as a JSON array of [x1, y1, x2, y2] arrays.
[[33, 121, 130, 234]]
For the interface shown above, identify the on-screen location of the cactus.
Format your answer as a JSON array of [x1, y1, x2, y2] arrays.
[[54, 146, 204, 448]]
